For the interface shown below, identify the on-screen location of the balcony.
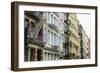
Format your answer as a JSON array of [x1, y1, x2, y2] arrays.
[[66, 31, 71, 35], [69, 27, 79, 37], [35, 36, 43, 42], [64, 20, 71, 25], [69, 36, 80, 47], [25, 11, 42, 21], [52, 45, 59, 49], [48, 23, 58, 32], [51, 45, 60, 52], [44, 45, 60, 52], [27, 36, 46, 47]]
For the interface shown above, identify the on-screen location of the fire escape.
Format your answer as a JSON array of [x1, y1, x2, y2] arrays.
[[25, 11, 45, 46], [63, 13, 71, 59], [24, 12, 45, 61]]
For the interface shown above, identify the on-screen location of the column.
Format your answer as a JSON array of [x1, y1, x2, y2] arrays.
[[52, 54, 54, 60], [54, 54, 56, 60], [49, 53, 51, 60], [44, 52, 47, 61], [46, 53, 48, 60], [49, 31, 51, 45], [35, 49, 37, 61], [28, 48, 31, 61]]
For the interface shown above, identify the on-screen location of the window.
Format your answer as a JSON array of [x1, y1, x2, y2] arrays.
[[55, 34, 57, 46], [54, 17, 56, 26], [51, 14, 53, 24], [57, 19, 59, 28], [46, 12, 48, 23], [48, 30, 50, 45], [49, 13, 51, 24], [24, 18, 29, 28], [54, 33, 56, 45], [59, 37, 61, 48], [51, 32, 53, 45], [57, 36, 59, 46], [44, 26, 48, 42], [53, 33, 55, 45]]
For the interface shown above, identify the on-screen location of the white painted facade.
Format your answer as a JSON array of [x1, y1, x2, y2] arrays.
[[42, 12, 67, 60]]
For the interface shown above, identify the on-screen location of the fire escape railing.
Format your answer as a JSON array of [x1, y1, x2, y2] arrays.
[[32, 15, 44, 39]]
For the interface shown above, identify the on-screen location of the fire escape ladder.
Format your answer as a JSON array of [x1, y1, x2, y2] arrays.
[[32, 17, 44, 39]]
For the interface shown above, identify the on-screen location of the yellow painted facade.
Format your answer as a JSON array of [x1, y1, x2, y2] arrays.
[[68, 13, 80, 59]]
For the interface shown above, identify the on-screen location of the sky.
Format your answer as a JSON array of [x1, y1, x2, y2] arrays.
[[76, 14, 91, 38]]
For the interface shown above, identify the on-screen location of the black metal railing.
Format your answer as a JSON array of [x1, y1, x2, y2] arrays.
[[35, 36, 43, 42], [64, 20, 71, 25]]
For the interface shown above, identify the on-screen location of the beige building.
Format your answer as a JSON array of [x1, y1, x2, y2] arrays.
[[66, 13, 80, 59]]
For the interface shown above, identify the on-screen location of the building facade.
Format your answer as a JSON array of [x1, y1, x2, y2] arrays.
[[65, 13, 81, 59], [24, 11, 90, 61], [24, 11, 44, 61], [42, 12, 67, 60], [82, 29, 90, 59], [24, 11, 68, 61], [78, 24, 90, 59]]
